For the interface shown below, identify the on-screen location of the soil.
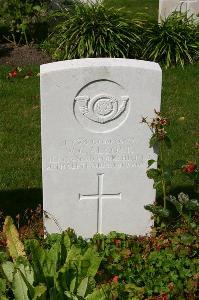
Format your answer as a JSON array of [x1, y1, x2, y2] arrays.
[[0, 43, 53, 66]]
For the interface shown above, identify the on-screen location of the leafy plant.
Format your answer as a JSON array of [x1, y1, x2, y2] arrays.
[[142, 11, 199, 68], [0, 217, 198, 299], [142, 110, 172, 212], [176, 160, 199, 193], [142, 111, 199, 230], [44, 1, 140, 60], [0, 0, 49, 45], [168, 193, 199, 231], [1, 216, 116, 299]]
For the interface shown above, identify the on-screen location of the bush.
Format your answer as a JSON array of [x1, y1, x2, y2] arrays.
[[44, 1, 140, 60], [0, 217, 198, 299], [142, 12, 199, 68], [0, 0, 49, 44]]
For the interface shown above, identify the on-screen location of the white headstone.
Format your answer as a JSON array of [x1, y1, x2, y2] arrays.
[[40, 58, 162, 237], [159, 0, 199, 21]]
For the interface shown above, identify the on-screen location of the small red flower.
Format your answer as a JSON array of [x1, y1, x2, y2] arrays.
[[114, 239, 121, 247], [8, 69, 17, 78], [182, 162, 197, 174], [156, 244, 161, 251], [159, 118, 168, 126], [161, 294, 168, 300], [112, 275, 119, 283]]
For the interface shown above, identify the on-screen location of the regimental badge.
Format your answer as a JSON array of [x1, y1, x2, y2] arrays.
[[75, 94, 129, 124]]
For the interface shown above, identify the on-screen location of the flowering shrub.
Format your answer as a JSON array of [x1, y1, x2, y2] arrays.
[[0, 218, 198, 299], [141, 110, 171, 212], [0, 0, 49, 44], [142, 110, 199, 231], [182, 161, 197, 174]]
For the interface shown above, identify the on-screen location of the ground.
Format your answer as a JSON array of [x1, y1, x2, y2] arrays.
[[0, 43, 52, 66]]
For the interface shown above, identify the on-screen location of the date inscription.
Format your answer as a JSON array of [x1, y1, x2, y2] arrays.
[[47, 137, 145, 170]]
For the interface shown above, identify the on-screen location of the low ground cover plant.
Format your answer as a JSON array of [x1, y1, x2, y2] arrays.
[[0, 111, 198, 299], [0, 0, 49, 45], [0, 214, 198, 299]]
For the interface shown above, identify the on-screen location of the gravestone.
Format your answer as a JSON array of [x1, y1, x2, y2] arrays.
[[40, 58, 162, 237], [159, 0, 199, 21]]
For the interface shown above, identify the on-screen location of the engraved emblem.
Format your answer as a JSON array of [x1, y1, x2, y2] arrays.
[[74, 79, 130, 133], [75, 94, 129, 124]]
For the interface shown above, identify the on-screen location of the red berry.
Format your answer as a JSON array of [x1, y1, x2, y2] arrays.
[[112, 275, 119, 283], [8, 70, 17, 78], [114, 239, 121, 246], [182, 162, 197, 174]]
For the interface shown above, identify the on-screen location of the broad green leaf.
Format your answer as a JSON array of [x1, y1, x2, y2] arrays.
[[82, 248, 102, 277], [153, 181, 162, 189], [3, 216, 26, 261], [186, 199, 199, 211], [0, 296, 9, 300], [86, 284, 110, 300], [148, 160, 156, 167], [44, 241, 61, 279], [0, 278, 6, 295], [64, 291, 79, 300], [2, 261, 14, 283], [144, 204, 169, 218], [13, 269, 29, 300], [149, 135, 158, 148], [28, 240, 46, 283], [69, 277, 76, 294], [33, 5, 42, 11], [33, 284, 47, 300], [77, 277, 88, 297], [63, 233, 71, 251], [147, 168, 161, 180], [168, 196, 183, 214]]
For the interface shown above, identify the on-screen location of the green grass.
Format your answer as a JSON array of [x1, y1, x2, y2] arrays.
[[0, 0, 198, 215], [0, 66, 42, 215], [162, 64, 199, 193], [0, 63, 198, 216], [104, 0, 159, 20]]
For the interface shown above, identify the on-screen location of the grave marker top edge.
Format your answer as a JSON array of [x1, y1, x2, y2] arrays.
[[40, 58, 161, 74]]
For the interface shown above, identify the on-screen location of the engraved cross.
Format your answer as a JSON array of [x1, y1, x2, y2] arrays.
[[79, 173, 121, 233]]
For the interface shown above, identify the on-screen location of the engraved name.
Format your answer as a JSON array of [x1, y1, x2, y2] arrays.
[[47, 137, 147, 170]]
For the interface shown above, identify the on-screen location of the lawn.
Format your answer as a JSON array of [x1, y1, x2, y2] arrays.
[[104, 0, 159, 20], [0, 63, 198, 216], [0, 0, 198, 216]]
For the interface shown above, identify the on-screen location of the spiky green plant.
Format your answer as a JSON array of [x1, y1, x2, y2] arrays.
[[142, 12, 199, 68], [45, 0, 140, 60]]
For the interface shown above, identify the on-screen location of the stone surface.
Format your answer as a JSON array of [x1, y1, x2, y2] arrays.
[[40, 58, 162, 237], [159, 0, 199, 21]]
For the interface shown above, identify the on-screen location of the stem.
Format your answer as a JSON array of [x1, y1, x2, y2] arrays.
[[159, 141, 167, 209]]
